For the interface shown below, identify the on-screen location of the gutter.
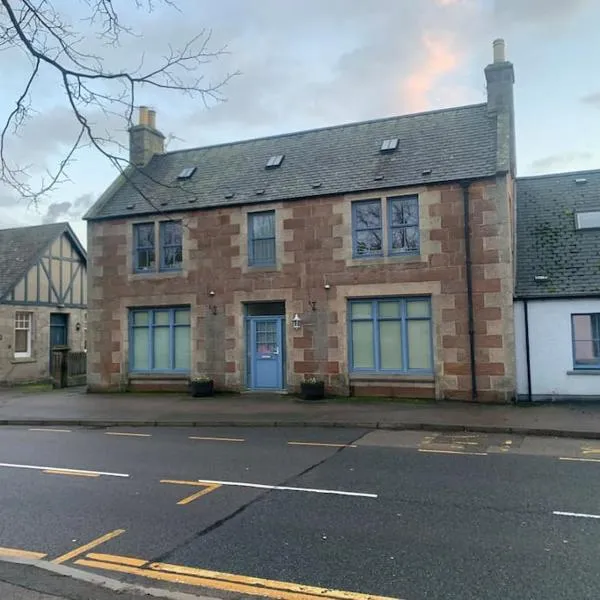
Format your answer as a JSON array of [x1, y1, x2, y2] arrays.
[[523, 299, 532, 402], [461, 181, 477, 401]]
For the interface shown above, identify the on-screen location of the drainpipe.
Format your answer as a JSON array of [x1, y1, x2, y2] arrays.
[[523, 299, 532, 402], [461, 181, 477, 401]]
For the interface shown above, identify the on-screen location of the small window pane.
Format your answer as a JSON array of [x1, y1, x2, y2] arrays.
[[390, 197, 419, 226], [251, 212, 275, 238], [354, 202, 381, 229], [162, 221, 182, 245], [391, 226, 419, 253], [174, 327, 190, 370], [163, 246, 183, 269], [133, 312, 149, 326], [154, 312, 169, 326], [251, 238, 276, 265], [351, 321, 374, 369], [574, 341, 600, 365], [132, 328, 149, 370], [136, 249, 156, 271], [175, 310, 190, 325], [153, 327, 170, 369], [352, 303, 372, 319], [136, 224, 155, 247], [408, 320, 432, 369], [355, 230, 383, 256], [407, 300, 430, 318], [14, 330, 29, 353], [379, 321, 402, 370], [378, 302, 400, 319]]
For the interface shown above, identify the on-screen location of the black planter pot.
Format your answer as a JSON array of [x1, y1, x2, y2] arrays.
[[300, 381, 325, 401], [190, 380, 214, 397]]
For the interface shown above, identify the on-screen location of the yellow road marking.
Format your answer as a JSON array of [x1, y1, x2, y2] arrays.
[[581, 447, 600, 455], [87, 552, 148, 567], [189, 436, 245, 442], [75, 556, 402, 600], [43, 469, 100, 478], [0, 546, 47, 560], [52, 529, 125, 564], [28, 428, 72, 433], [560, 457, 600, 463], [288, 441, 358, 448], [160, 479, 221, 505], [105, 432, 151, 438], [418, 448, 488, 457]]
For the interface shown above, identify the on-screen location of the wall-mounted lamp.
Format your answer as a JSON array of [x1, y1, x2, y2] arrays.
[[324, 283, 331, 290], [292, 313, 302, 330], [75, 323, 81, 331], [208, 290, 216, 296]]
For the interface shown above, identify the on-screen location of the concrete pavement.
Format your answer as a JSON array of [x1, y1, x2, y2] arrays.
[[2, 386, 600, 438]]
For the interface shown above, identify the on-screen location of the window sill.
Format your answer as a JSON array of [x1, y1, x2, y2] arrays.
[[129, 270, 185, 281], [350, 373, 434, 383], [567, 369, 600, 376], [347, 254, 424, 268], [129, 372, 189, 379], [247, 264, 279, 272], [11, 358, 36, 364]]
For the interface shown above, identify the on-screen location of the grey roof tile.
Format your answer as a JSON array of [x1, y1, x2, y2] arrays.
[[0, 222, 84, 301], [515, 169, 600, 298], [85, 103, 498, 220]]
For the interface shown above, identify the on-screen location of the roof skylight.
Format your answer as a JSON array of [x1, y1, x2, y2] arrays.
[[575, 211, 600, 230], [266, 155, 284, 168], [380, 138, 399, 152], [177, 167, 196, 180]]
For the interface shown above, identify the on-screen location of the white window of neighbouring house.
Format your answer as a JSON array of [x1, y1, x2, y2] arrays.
[[248, 210, 276, 266], [14, 312, 32, 358], [130, 307, 190, 372], [348, 297, 432, 373], [572, 313, 600, 369]]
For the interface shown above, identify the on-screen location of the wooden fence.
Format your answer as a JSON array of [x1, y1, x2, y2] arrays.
[[51, 348, 87, 388]]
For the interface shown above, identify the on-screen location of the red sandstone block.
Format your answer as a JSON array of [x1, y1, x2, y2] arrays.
[[478, 362, 506, 376]]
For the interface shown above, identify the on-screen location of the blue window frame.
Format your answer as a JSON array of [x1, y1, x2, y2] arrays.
[[130, 307, 190, 372], [352, 196, 420, 258], [352, 200, 383, 257], [160, 221, 183, 271], [249, 211, 276, 266], [348, 297, 432, 373], [388, 196, 419, 255], [572, 313, 600, 369], [133, 223, 155, 272]]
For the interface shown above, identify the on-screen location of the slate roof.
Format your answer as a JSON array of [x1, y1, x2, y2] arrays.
[[515, 169, 600, 298], [0, 222, 86, 301], [85, 103, 499, 220]]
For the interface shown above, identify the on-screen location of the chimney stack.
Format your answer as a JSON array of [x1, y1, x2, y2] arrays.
[[485, 38, 516, 174], [129, 106, 165, 167]]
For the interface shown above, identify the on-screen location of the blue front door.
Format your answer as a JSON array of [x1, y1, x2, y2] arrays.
[[250, 318, 283, 389]]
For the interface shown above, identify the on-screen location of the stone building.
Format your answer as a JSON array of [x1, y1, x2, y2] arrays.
[[0, 222, 87, 385], [84, 39, 517, 402]]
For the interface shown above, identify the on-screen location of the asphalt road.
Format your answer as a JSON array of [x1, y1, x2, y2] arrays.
[[0, 425, 599, 600]]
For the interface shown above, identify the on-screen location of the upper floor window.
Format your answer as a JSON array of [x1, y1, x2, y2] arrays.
[[14, 312, 32, 358], [133, 220, 182, 273], [348, 297, 432, 374], [572, 313, 600, 369], [352, 195, 419, 258], [249, 211, 276, 266]]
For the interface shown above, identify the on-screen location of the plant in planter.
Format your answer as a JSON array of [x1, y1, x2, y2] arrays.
[[189, 375, 214, 397], [300, 376, 325, 401]]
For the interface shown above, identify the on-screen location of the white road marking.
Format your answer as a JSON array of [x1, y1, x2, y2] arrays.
[[559, 457, 600, 463], [196, 478, 377, 498], [28, 428, 72, 433], [553, 511, 600, 520], [0, 462, 129, 478], [418, 448, 488, 456], [105, 432, 151, 438]]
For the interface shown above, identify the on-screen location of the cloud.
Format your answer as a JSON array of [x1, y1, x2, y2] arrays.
[[581, 93, 600, 108], [493, 0, 593, 25], [41, 193, 95, 224], [530, 151, 594, 173]]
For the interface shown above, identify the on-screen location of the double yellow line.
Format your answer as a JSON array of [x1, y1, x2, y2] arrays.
[[75, 552, 402, 600]]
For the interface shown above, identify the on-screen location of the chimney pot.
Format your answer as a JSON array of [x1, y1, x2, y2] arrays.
[[147, 109, 156, 129], [493, 38, 506, 63], [138, 106, 149, 126]]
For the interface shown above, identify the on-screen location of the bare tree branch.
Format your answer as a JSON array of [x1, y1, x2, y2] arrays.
[[0, 0, 237, 208]]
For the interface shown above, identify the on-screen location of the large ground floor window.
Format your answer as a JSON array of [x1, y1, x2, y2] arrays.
[[349, 297, 433, 373], [130, 307, 190, 372]]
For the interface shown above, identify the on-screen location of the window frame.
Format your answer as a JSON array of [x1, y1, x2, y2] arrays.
[[351, 195, 420, 259], [248, 210, 276, 267], [348, 297, 433, 375], [133, 222, 156, 273], [159, 220, 183, 272], [14, 311, 33, 358], [129, 307, 191, 373], [571, 312, 600, 370]]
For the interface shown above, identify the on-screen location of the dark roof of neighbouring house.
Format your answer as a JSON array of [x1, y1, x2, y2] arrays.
[[0, 222, 87, 301], [85, 103, 500, 220], [515, 169, 600, 299]]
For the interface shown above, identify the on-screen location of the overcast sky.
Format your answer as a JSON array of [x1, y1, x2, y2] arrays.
[[1, 0, 599, 248]]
